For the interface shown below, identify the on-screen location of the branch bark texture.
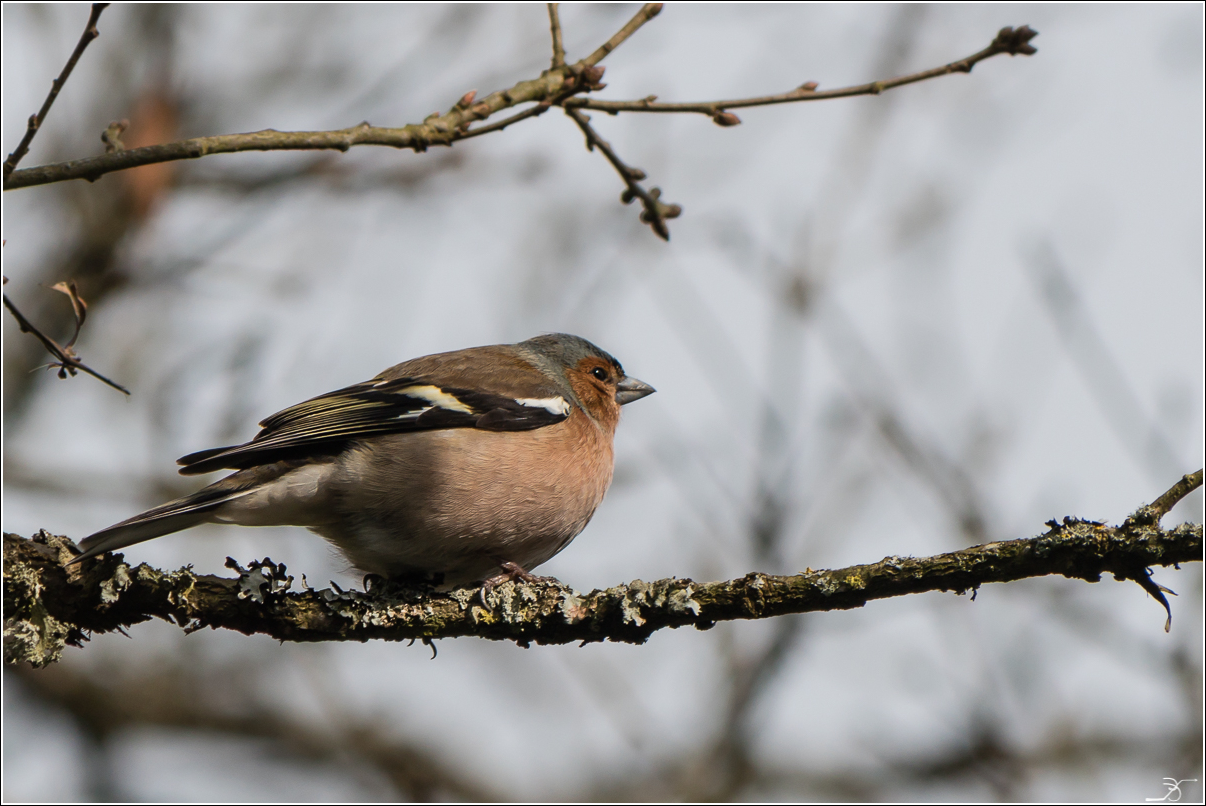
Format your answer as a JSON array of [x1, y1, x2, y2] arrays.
[[5, 472, 1200, 668]]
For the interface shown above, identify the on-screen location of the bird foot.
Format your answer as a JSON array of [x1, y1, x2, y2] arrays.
[[479, 561, 559, 606]]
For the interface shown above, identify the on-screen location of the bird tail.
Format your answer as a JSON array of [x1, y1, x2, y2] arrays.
[[70, 483, 257, 565]]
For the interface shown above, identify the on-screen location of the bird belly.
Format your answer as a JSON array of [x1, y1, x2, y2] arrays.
[[317, 422, 614, 586]]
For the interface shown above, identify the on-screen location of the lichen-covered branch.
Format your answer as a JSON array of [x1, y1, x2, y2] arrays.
[[5, 472, 1200, 668], [3, 17, 1033, 193]]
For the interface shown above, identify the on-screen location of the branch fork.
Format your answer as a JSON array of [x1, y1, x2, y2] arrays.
[[3, 8, 1037, 244]]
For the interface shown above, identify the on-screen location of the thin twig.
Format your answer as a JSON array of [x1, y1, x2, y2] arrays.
[[2, 3, 109, 181], [566, 107, 680, 240], [459, 101, 552, 140], [567, 25, 1038, 119], [2, 291, 130, 395], [583, 3, 663, 67], [4, 118, 531, 192], [3, 19, 1035, 196], [3, 6, 645, 192], [1147, 470, 1204, 521], [548, 3, 566, 69]]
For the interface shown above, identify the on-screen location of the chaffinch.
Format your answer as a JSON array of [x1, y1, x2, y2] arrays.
[[70, 334, 654, 591]]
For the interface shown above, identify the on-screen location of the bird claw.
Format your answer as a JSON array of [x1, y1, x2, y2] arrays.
[[479, 561, 559, 607]]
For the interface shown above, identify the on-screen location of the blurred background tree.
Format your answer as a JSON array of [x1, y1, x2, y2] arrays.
[[3, 4, 1202, 801]]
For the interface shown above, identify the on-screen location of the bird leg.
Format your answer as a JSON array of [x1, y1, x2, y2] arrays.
[[479, 561, 559, 606]]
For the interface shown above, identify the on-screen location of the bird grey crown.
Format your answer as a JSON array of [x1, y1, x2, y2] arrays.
[[519, 333, 624, 376]]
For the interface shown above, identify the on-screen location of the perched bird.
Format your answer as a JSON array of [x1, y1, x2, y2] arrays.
[[70, 334, 654, 591]]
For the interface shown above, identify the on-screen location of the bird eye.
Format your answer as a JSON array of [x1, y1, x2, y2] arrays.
[[591, 367, 609, 382]]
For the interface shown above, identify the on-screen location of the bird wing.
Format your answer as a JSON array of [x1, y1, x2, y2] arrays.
[[176, 376, 571, 475]]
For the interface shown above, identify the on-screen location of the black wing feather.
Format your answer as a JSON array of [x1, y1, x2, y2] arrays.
[[177, 378, 569, 475]]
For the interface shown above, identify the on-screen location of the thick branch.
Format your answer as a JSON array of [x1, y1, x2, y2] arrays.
[[2, 4, 108, 181], [5, 472, 1200, 667], [566, 25, 1038, 117]]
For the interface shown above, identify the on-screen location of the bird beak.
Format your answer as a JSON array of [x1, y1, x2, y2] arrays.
[[615, 376, 655, 405]]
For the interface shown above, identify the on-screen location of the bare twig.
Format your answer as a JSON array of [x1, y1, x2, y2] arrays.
[[1146, 470, 1204, 522], [2, 6, 653, 192], [548, 3, 566, 69], [582, 3, 663, 67], [4, 472, 1199, 666], [459, 101, 553, 140], [2, 15, 1037, 250], [567, 25, 1038, 118], [2, 286, 130, 395], [2, 4, 109, 181], [566, 107, 680, 240], [4, 116, 534, 192]]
